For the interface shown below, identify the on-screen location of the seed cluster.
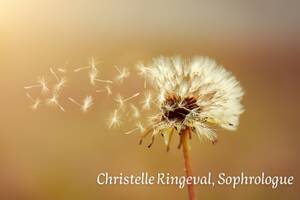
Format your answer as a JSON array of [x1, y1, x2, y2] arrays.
[[162, 95, 199, 122]]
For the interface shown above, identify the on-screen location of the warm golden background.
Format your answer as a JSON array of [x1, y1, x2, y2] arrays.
[[0, 0, 299, 199]]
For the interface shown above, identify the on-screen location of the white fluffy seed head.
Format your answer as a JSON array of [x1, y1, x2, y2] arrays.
[[143, 56, 244, 142]]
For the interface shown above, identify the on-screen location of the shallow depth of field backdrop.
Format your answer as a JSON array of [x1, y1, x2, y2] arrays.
[[0, 0, 299, 199]]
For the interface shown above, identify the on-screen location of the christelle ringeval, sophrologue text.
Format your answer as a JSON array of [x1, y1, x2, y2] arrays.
[[96, 172, 294, 189]]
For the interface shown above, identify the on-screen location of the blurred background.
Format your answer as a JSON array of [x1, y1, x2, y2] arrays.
[[0, 0, 299, 199]]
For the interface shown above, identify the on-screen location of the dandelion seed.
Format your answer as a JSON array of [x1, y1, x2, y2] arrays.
[[81, 96, 93, 112], [54, 77, 66, 93], [87, 57, 103, 85], [114, 66, 130, 83], [24, 77, 49, 94], [138, 56, 244, 145], [47, 93, 65, 112], [124, 122, 145, 135], [83, 58, 113, 85], [115, 92, 140, 108], [142, 92, 152, 110], [68, 96, 93, 112], [108, 109, 121, 128], [89, 67, 99, 85]]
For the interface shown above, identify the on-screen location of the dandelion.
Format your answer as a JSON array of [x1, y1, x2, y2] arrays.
[[24, 76, 49, 94], [82, 96, 93, 112], [46, 93, 65, 112], [137, 63, 150, 88], [114, 66, 130, 83], [68, 96, 93, 112], [26, 93, 41, 110], [134, 56, 244, 200]]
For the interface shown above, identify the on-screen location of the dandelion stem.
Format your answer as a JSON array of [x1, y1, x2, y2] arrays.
[[181, 128, 196, 200]]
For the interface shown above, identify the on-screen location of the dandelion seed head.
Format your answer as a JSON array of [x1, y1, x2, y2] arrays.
[[46, 93, 59, 105], [141, 56, 244, 142]]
